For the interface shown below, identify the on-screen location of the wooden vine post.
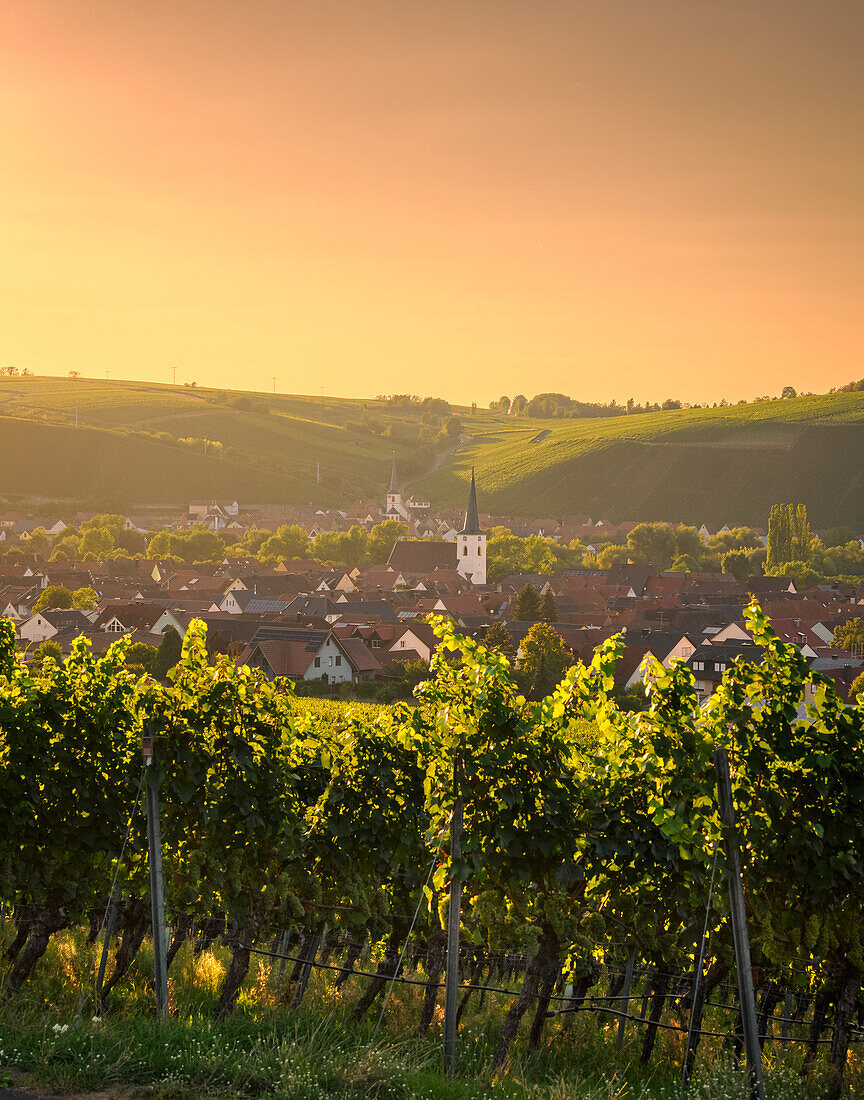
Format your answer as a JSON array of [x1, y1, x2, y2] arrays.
[[714, 747, 764, 1100], [443, 766, 464, 1075], [142, 722, 169, 1019]]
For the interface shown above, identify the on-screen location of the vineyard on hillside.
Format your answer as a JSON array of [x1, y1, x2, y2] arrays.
[[1, 607, 864, 1096], [4, 376, 864, 520], [417, 392, 864, 526]]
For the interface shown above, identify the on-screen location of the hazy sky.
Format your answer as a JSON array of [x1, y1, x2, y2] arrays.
[[2, 0, 862, 405]]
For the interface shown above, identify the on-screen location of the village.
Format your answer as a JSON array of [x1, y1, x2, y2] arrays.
[[1, 463, 862, 710]]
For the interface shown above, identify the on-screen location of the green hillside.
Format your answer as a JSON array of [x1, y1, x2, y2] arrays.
[[416, 392, 864, 526], [1, 377, 863, 525], [0, 377, 472, 509]]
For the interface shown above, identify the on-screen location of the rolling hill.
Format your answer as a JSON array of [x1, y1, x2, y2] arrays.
[[415, 392, 864, 527], [1, 377, 862, 526]]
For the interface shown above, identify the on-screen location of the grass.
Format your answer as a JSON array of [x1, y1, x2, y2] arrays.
[[0, 376, 501, 511], [0, 924, 853, 1100], [2, 376, 864, 524], [415, 392, 864, 526]]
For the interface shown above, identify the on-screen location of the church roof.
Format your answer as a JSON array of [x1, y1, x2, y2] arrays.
[[389, 457, 400, 494], [460, 468, 482, 535], [388, 540, 455, 574]]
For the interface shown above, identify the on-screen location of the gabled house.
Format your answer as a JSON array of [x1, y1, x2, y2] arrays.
[[239, 626, 355, 683], [386, 623, 439, 664], [18, 609, 96, 645], [685, 641, 763, 701]]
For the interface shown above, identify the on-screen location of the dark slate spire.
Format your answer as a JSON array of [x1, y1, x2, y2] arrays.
[[388, 455, 400, 494], [460, 467, 481, 535]]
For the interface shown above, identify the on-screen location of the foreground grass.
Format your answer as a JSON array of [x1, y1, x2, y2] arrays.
[[0, 928, 853, 1099]]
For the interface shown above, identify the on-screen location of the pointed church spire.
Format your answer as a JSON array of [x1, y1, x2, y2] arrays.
[[460, 467, 481, 535], [389, 454, 400, 494]]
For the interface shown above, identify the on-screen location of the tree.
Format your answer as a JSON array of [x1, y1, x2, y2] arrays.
[[71, 586, 98, 610], [27, 527, 50, 558], [791, 503, 815, 562], [511, 394, 527, 417], [669, 554, 697, 573], [819, 540, 864, 578], [541, 590, 558, 622], [79, 515, 121, 559], [627, 523, 678, 569], [483, 622, 515, 661], [366, 519, 410, 564], [313, 526, 368, 568], [228, 527, 270, 556], [257, 524, 310, 563], [767, 504, 791, 569], [148, 525, 226, 564], [822, 526, 857, 549], [114, 528, 147, 556], [595, 543, 631, 569], [387, 656, 431, 697], [833, 619, 864, 654], [781, 385, 797, 399], [125, 641, 158, 674], [708, 527, 762, 553], [767, 503, 813, 569], [50, 530, 81, 561], [486, 529, 582, 581], [515, 622, 571, 699], [673, 525, 704, 561], [520, 535, 559, 575], [513, 584, 542, 621], [33, 585, 73, 612], [766, 559, 824, 589], [486, 528, 527, 582], [32, 639, 63, 664], [154, 627, 182, 679], [722, 548, 762, 584]]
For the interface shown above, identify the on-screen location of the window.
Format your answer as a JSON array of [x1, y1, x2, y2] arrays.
[[693, 660, 703, 671], [335, 655, 341, 666], [328, 656, 334, 667], [314, 656, 321, 668], [717, 662, 726, 672], [400, 640, 406, 647], [463, 545, 468, 556], [681, 646, 692, 657], [371, 639, 381, 648]]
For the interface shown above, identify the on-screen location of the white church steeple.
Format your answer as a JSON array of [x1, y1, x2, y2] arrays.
[[385, 455, 409, 521], [456, 467, 486, 585]]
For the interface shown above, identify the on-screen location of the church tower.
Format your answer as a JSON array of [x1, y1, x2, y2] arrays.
[[385, 456, 408, 520], [456, 467, 486, 585]]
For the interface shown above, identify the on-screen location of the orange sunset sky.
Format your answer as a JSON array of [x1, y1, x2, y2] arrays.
[[1, 0, 862, 406]]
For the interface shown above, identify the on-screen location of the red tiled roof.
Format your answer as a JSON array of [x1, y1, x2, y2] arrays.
[[338, 637, 381, 673]]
